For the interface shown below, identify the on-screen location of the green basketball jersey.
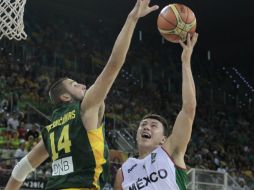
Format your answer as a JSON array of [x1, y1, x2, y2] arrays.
[[41, 102, 109, 190]]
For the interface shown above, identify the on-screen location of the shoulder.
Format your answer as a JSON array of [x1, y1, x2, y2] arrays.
[[122, 157, 137, 167], [40, 126, 49, 136], [121, 157, 140, 176]]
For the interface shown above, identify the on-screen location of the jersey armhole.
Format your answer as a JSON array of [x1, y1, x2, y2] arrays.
[[121, 167, 125, 182], [161, 146, 187, 170]]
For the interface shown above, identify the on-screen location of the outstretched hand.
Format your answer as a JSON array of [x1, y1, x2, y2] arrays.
[[179, 33, 199, 64], [130, 0, 159, 19]]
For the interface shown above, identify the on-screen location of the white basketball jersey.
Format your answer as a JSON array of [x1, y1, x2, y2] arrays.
[[121, 147, 187, 190]]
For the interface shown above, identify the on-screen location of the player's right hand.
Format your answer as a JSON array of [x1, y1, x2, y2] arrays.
[[179, 33, 199, 64]]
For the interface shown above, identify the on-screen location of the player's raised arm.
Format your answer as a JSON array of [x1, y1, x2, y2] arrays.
[[5, 140, 49, 190], [81, 0, 159, 128], [163, 33, 198, 168]]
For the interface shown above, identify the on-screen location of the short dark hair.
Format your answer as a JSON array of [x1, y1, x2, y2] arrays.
[[142, 113, 171, 137], [49, 77, 69, 105]]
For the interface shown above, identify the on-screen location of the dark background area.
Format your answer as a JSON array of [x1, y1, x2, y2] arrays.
[[0, 1, 253, 188], [25, 0, 254, 79]]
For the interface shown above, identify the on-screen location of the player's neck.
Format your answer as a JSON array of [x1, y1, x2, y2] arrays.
[[138, 145, 159, 159]]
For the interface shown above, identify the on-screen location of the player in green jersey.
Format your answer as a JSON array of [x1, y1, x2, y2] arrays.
[[4, 0, 159, 190]]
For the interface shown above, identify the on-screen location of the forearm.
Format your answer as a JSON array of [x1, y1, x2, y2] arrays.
[[182, 63, 196, 113], [5, 156, 34, 190], [5, 177, 23, 190], [108, 14, 138, 67], [83, 14, 139, 107], [82, 0, 158, 109], [5, 141, 48, 190]]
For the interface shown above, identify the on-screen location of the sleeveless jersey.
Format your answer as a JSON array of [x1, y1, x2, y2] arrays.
[[121, 147, 187, 190], [41, 102, 109, 190]]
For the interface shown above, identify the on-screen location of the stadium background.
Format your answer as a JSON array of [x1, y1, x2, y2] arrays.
[[0, 0, 254, 189]]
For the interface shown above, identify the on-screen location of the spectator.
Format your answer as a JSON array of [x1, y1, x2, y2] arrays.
[[14, 141, 27, 162], [7, 114, 19, 131], [25, 124, 40, 140]]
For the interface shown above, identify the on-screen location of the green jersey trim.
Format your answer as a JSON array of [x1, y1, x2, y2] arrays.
[[176, 168, 188, 190]]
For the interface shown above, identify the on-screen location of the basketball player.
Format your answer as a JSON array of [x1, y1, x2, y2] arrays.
[[4, 0, 159, 190], [114, 33, 199, 190]]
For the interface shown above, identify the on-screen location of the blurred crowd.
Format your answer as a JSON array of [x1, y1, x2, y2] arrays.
[[0, 17, 253, 189]]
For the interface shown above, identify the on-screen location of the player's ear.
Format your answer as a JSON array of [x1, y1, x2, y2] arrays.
[[60, 93, 71, 102], [159, 136, 167, 145]]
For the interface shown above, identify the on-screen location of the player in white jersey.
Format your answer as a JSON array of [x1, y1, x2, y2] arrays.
[[114, 33, 198, 190]]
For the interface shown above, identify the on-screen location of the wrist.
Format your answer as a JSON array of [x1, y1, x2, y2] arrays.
[[128, 12, 139, 22], [182, 55, 191, 65]]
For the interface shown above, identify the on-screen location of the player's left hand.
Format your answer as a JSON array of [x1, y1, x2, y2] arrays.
[[130, 0, 159, 19], [179, 33, 198, 64]]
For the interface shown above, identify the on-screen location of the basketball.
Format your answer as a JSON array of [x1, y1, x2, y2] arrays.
[[157, 4, 197, 43]]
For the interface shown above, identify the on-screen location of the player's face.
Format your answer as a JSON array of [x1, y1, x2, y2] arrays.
[[63, 79, 87, 101], [136, 118, 166, 150]]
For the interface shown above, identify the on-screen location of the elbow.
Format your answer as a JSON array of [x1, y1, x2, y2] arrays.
[[182, 101, 196, 117], [108, 54, 126, 67]]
